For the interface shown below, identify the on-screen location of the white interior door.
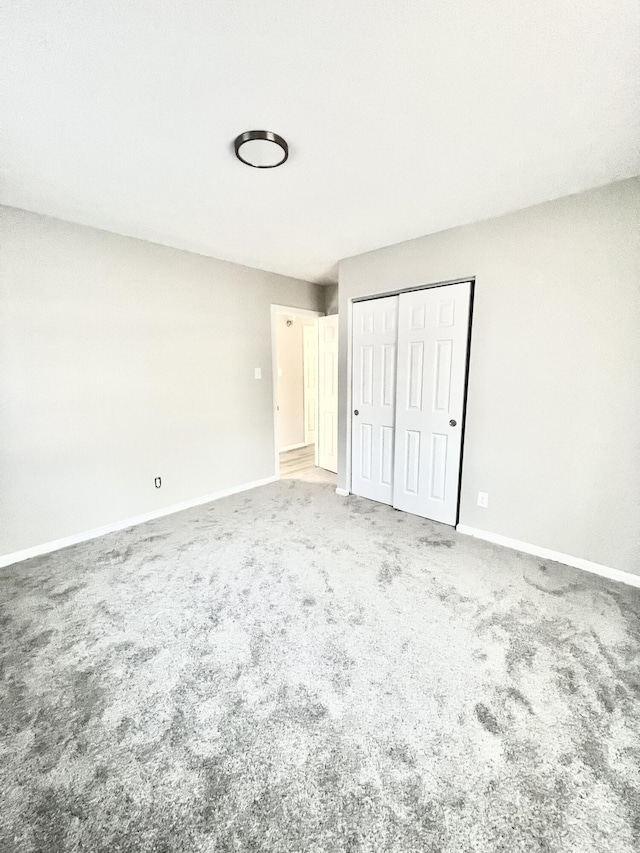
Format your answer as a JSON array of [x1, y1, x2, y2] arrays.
[[351, 296, 398, 504], [303, 323, 317, 445], [317, 315, 338, 472], [392, 282, 471, 524]]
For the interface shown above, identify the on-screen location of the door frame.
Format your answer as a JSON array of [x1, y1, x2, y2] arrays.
[[270, 304, 323, 477], [345, 277, 475, 525]]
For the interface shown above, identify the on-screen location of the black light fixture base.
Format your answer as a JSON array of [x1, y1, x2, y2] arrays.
[[234, 130, 288, 168]]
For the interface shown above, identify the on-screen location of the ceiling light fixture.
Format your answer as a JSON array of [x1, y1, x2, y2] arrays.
[[234, 130, 288, 169]]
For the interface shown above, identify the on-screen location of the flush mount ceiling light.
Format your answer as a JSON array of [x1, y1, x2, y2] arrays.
[[234, 130, 288, 168]]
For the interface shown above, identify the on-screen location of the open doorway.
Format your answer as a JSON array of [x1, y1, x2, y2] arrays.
[[271, 305, 337, 485]]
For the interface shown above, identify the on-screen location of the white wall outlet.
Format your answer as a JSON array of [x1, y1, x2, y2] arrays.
[[254, 367, 262, 379], [477, 491, 489, 508]]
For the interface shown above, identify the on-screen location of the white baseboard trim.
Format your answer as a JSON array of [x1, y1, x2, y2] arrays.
[[279, 442, 308, 453], [0, 475, 278, 569], [335, 487, 350, 497], [456, 524, 640, 589]]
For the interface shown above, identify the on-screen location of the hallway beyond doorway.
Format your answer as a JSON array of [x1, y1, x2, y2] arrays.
[[279, 446, 336, 486]]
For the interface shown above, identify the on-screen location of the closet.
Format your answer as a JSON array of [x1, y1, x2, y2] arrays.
[[351, 281, 471, 525]]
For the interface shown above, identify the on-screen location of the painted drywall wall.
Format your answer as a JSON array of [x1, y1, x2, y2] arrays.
[[324, 284, 339, 315], [0, 207, 324, 556], [338, 178, 640, 575], [276, 314, 316, 450]]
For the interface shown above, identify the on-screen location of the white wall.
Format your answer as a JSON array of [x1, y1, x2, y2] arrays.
[[0, 207, 324, 557], [323, 284, 339, 316], [338, 178, 640, 575], [275, 314, 316, 450]]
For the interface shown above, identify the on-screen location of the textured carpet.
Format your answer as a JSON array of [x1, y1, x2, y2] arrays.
[[1, 476, 639, 853]]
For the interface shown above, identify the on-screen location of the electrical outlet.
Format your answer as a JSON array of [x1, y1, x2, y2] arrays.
[[155, 477, 162, 489], [477, 491, 489, 508], [254, 367, 262, 379]]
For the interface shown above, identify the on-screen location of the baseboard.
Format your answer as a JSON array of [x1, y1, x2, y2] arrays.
[[279, 442, 308, 453], [456, 524, 640, 589], [0, 475, 278, 569], [335, 487, 350, 497]]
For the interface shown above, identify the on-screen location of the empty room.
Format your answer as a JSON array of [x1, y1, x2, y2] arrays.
[[1, 2, 639, 852]]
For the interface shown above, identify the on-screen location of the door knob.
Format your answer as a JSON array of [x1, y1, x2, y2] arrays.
[[354, 410, 359, 416], [449, 419, 457, 427]]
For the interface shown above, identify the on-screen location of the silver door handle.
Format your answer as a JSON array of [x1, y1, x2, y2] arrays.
[[354, 410, 359, 416], [449, 419, 457, 427]]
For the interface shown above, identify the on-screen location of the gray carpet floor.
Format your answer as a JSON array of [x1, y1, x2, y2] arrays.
[[1, 475, 639, 852]]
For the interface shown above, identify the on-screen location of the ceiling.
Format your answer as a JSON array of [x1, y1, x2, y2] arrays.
[[2, 1, 638, 284]]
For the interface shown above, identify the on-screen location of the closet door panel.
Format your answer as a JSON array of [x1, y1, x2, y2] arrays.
[[351, 296, 399, 504], [393, 283, 471, 524]]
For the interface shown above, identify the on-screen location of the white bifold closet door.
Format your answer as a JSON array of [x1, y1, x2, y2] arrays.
[[351, 282, 471, 525], [393, 282, 471, 524], [351, 295, 399, 504]]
